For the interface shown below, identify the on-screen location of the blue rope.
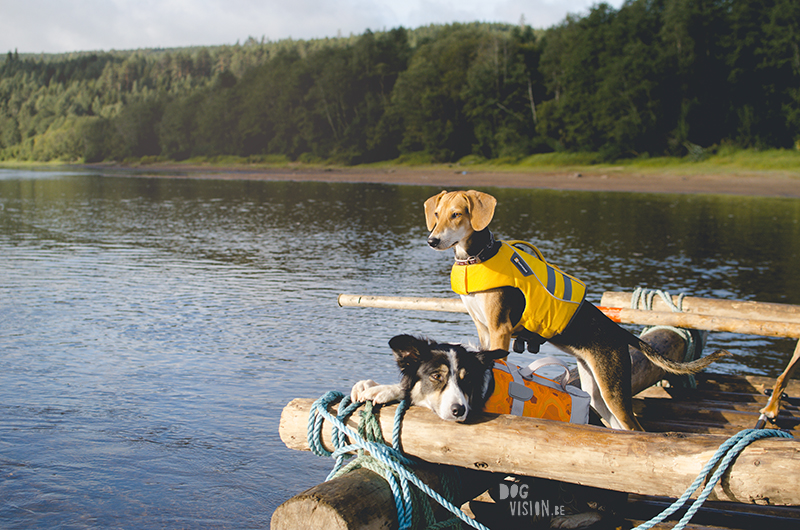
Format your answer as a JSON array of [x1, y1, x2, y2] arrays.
[[632, 428, 793, 530], [308, 391, 489, 530]]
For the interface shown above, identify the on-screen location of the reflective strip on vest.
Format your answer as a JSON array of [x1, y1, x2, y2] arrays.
[[451, 241, 586, 339]]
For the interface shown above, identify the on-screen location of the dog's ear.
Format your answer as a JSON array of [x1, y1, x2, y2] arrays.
[[389, 334, 430, 373], [465, 191, 497, 231], [424, 191, 448, 231], [475, 348, 508, 368]]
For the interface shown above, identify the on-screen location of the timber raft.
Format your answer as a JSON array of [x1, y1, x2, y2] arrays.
[[274, 291, 800, 530]]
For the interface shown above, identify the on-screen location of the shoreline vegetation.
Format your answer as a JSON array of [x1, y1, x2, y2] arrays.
[[3, 1, 800, 179], [3, 148, 799, 198]]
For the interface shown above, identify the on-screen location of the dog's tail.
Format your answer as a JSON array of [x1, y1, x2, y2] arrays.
[[632, 338, 731, 374]]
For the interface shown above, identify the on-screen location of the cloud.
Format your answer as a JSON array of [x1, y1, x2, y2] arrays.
[[0, 0, 623, 54]]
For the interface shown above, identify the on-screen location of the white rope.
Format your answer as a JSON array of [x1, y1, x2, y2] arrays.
[[631, 288, 700, 388]]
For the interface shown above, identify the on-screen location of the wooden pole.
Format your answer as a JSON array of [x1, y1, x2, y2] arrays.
[[337, 294, 468, 313], [279, 398, 800, 506], [600, 291, 800, 324], [337, 293, 800, 338], [600, 306, 800, 339]]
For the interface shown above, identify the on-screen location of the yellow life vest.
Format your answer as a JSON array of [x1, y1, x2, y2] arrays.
[[483, 359, 590, 423], [451, 240, 586, 339]]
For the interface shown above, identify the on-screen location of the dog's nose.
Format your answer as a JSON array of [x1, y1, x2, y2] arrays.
[[451, 403, 466, 418], [427, 237, 440, 248]]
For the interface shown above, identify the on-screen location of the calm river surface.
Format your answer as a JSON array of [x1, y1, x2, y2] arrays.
[[1, 167, 799, 528]]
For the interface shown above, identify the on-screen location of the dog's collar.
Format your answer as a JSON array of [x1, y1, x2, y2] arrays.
[[454, 232, 497, 266]]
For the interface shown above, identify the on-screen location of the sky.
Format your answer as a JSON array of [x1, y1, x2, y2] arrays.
[[1, 0, 625, 55]]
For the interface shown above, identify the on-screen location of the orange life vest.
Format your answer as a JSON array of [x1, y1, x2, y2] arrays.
[[483, 359, 590, 424]]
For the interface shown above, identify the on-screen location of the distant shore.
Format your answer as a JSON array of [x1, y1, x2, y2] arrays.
[[95, 162, 800, 199]]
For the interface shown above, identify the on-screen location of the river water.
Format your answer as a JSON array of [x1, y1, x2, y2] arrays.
[[1, 167, 798, 528]]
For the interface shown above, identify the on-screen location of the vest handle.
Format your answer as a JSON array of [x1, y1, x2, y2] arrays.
[[506, 240, 547, 263], [519, 356, 571, 390]]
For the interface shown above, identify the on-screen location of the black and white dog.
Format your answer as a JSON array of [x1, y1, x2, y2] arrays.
[[351, 335, 624, 528], [351, 334, 507, 421]]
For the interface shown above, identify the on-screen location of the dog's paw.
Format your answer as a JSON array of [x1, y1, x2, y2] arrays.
[[351, 380, 380, 402], [351, 381, 403, 404], [550, 512, 602, 529]]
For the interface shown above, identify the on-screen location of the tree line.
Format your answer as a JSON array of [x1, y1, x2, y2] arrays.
[[1, 0, 798, 165]]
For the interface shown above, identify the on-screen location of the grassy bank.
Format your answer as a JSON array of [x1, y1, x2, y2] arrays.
[[156, 148, 800, 177], [2, 148, 799, 179], [462, 147, 800, 176]]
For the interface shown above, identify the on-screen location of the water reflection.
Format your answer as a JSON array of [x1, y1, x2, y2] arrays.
[[1, 168, 799, 528]]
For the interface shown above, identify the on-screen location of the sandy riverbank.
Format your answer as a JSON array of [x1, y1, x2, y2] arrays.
[[98, 163, 800, 198]]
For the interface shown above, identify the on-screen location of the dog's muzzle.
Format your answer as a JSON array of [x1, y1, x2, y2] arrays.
[[427, 236, 441, 248]]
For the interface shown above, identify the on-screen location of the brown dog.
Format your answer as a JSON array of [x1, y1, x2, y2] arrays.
[[424, 190, 729, 430]]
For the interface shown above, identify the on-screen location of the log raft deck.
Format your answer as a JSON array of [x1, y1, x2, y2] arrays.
[[275, 292, 800, 530]]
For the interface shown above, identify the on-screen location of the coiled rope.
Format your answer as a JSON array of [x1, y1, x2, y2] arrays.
[[631, 287, 700, 388], [307, 390, 489, 530]]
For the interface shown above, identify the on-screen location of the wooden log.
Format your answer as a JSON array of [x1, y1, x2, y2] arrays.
[[280, 399, 800, 506], [337, 293, 800, 338], [337, 294, 468, 313], [271, 463, 493, 530], [601, 291, 800, 324], [271, 466, 490, 530], [600, 307, 800, 338], [271, 468, 398, 530]]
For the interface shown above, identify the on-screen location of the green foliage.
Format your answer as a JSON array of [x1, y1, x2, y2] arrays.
[[2, 3, 799, 164], [536, 0, 800, 160]]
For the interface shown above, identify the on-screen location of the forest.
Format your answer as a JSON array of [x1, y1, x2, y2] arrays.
[[1, 0, 798, 165]]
